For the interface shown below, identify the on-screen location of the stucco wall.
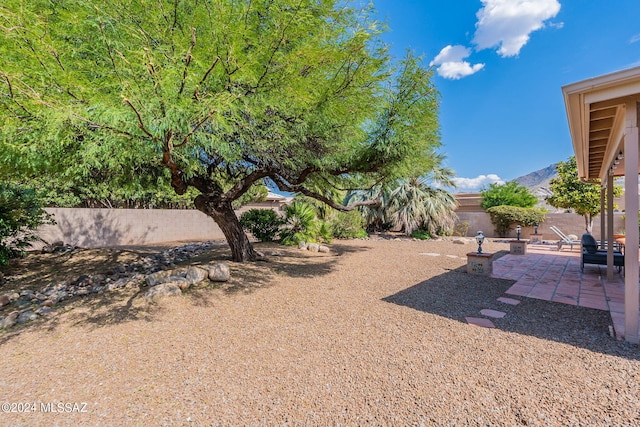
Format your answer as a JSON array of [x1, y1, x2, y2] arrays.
[[36, 202, 285, 248], [33, 203, 624, 249], [455, 212, 625, 239]]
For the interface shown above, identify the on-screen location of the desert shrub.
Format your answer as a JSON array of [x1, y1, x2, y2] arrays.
[[279, 202, 322, 246], [410, 229, 431, 240], [0, 183, 55, 265], [239, 209, 283, 242], [327, 210, 368, 239], [487, 205, 546, 237], [453, 221, 470, 237]]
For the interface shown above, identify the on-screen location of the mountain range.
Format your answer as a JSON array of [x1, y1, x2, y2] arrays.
[[513, 163, 558, 199]]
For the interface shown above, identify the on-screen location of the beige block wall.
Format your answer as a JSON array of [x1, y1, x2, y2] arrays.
[[455, 212, 625, 239], [36, 208, 228, 248]]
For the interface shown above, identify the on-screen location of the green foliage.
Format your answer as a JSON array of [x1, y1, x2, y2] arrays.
[[546, 156, 623, 232], [0, 0, 442, 261], [326, 210, 368, 239], [0, 183, 55, 265], [486, 205, 547, 237], [239, 209, 283, 242], [410, 229, 431, 240], [481, 181, 538, 210], [347, 163, 457, 236], [279, 202, 321, 246]]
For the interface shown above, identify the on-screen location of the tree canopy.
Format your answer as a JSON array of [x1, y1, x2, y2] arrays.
[[0, 0, 442, 261], [546, 156, 622, 232], [480, 181, 538, 210]]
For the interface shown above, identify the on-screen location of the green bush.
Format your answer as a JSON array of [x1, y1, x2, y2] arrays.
[[481, 181, 538, 210], [486, 205, 546, 237], [0, 183, 55, 265], [327, 210, 368, 239], [239, 209, 283, 242], [410, 229, 431, 240], [279, 202, 322, 246]]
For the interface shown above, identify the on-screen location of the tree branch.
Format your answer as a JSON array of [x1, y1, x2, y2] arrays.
[[1, 74, 31, 116], [194, 56, 220, 100], [174, 108, 217, 148], [270, 175, 379, 212], [178, 28, 196, 97], [121, 96, 155, 139]]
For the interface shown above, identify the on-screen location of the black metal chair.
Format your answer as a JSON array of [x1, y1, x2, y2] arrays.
[[581, 233, 624, 272]]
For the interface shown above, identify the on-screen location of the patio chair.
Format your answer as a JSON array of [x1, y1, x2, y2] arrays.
[[550, 226, 580, 251], [581, 233, 624, 272]]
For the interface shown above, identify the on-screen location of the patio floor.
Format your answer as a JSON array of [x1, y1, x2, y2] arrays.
[[491, 244, 638, 341]]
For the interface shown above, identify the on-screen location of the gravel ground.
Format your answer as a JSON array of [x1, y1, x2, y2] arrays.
[[1, 237, 639, 426]]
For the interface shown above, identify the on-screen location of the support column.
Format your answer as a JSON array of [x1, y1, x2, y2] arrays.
[[600, 187, 606, 247], [624, 100, 639, 344], [607, 173, 615, 282]]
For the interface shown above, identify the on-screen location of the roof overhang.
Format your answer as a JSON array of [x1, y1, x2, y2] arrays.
[[562, 66, 640, 183]]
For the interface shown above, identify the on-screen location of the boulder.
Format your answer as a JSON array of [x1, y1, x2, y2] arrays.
[[208, 263, 230, 282], [0, 295, 10, 307], [318, 245, 330, 253], [17, 310, 38, 324], [307, 243, 320, 252], [143, 283, 182, 300], [0, 311, 19, 329], [298, 241, 308, 250], [41, 240, 64, 254], [185, 267, 208, 285], [145, 268, 186, 287]]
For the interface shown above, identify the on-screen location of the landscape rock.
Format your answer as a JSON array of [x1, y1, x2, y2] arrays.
[[146, 270, 172, 287], [452, 239, 468, 245], [307, 243, 320, 252], [41, 240, 64, 254], [185, 267, 208, 285], [318, 245, 330, 253], [35, 306, 54, 316], [17, 310, 38, 324], [0, 295, 10, 307], [0, 311, 19, 329], [298, 241, 308, 250], [8, 293, 19, 302], [143, 283, 182, 300], [208, 263, 230, 282]]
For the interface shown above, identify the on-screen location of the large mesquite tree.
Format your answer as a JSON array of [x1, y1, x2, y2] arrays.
[[0, 0, 441, 261]]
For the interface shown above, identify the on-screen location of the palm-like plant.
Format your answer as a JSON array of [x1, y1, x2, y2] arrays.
[[279, 201, 321, 245], [345, 184, 392, 231], [346, 160, 457, 236]]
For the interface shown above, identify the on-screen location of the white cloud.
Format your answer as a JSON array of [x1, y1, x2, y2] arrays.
[[430, 45, 485, 79], [452, 174, 504, 192], [630, 33, 640, 44], [472, 0, 561, 57]]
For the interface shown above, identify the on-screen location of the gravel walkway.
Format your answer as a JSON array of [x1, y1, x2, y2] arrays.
[[1, 238, 639, 426]]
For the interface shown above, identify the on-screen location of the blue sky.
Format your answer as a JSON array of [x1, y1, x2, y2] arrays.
[[371, 0, 640, 192]]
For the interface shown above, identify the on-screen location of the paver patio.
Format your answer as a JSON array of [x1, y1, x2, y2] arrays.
[[491, 244, 638, 341]]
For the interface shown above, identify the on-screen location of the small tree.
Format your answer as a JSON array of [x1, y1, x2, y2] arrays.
[[546, 156, 622, 232], [0, 183, 55, 265], [481, 181, 538, 210]]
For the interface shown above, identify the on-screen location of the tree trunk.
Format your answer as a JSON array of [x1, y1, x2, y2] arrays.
[[585, 214, 593, 233], [194, 196, 258, 262]]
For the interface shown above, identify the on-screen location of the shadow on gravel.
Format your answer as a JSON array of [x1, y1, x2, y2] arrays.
[[382, 267, 640, 360], [0, 240, 356, 343]]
